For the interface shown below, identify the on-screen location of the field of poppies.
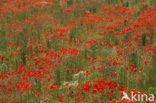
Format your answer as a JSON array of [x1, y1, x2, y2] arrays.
[[0, 0, 156, 103]]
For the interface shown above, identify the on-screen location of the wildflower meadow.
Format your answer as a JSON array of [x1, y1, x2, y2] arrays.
[[0, 0, 156, 103]]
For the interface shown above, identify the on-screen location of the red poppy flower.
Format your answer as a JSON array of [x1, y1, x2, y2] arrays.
[[57, 98, 63, 102]]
